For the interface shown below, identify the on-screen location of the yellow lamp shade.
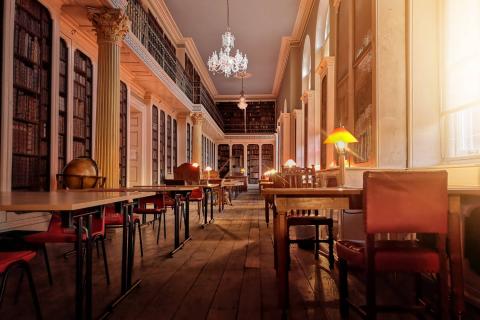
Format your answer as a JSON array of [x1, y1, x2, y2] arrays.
[[205, 166, 212, 172], [191, 162, 199, 168], [323, 127, 358, 144], [284, 159, 296, 168]]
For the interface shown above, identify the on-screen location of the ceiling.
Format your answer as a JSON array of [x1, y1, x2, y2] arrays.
[[164, 0, 300, 96]]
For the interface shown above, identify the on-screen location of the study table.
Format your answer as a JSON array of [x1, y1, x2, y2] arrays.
[[262, 186, 474, 317], [0, 191, 155, 320]]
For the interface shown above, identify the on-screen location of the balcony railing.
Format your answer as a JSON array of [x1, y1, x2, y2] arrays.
[[193, 81, 224, 129], [126, 0, 195, 103]]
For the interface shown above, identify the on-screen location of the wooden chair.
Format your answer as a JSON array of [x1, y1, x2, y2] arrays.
[[174, 163, 204, 219], [274, 196, 350, 308], [336, 171, 449, 319]]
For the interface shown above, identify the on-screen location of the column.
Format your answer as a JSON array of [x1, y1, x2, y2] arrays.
[[190, 112, 204, 167], [88, 7, 130, 188], [176, 113, 188, 165]]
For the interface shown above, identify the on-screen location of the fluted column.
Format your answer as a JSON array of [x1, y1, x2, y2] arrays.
[[190, 112, 204, 167], [88, 7, 129, 188]]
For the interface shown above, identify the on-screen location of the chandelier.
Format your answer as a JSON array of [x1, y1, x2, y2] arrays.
[[207, 0, 248, 78], [237, 76, 248, 110]]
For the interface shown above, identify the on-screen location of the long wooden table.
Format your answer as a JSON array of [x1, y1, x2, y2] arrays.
[[0, 191, 155, 320], [262, 187, 472, 317]]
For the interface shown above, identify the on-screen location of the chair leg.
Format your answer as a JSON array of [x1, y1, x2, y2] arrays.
[[314, 225, 320, 260], [438, 253, 450, 320], [163, 211, 167, 240], [95, 239, 100, 258], [41, 245, 53, 286], [338, 258, 349, 319], [328, 222, 334, 270], [99, 237, 110, 285], [366, 266, 376, 319], [136, 220, 144, 257], [197, 201, 201, 220], [13, 268, 25, 304], [23, 262, 43, 320]]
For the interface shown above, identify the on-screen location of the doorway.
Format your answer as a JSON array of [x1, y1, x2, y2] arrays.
[[128, 109, 143, 186]]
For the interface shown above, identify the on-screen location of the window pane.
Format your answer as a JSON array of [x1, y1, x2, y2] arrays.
[[445, 104, 480, 157]]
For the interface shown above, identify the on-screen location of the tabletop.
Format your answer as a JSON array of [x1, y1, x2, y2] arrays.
[[261, 187, 363, 196], [0, 191, 156, 212]]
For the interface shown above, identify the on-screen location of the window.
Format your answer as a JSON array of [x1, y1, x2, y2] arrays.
[[442, 0, 480, 159]]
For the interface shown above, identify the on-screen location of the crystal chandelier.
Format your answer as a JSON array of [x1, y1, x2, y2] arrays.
[[237, 76, 248, 110], [207, 0, 248, 78]]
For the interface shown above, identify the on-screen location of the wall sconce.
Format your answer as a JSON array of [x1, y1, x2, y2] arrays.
[[323, 127, 358, 187]]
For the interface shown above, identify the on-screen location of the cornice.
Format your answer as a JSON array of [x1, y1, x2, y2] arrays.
[[215, 94, 276, 102]]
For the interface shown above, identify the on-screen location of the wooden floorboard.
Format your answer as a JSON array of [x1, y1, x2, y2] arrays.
[[1, 191, 479, 319]]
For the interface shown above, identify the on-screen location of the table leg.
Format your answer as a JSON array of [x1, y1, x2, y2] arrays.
[[85, 214, 93, 320], [448, 195, 465, 317], [127, 203, 135, 287], [75, 215, 84, 320], [121, 203, 128, 293], [203, 190, 208, 226], [184, 193, 190, 240], [210, 188, 214, 223], [174, 195, 180, 249], [265, 199, 270, 226], [276, 211, 289, 309]]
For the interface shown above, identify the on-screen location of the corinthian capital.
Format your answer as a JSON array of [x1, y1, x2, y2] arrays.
[[190, 112, 204, 125], [87, 7, 130, 44]]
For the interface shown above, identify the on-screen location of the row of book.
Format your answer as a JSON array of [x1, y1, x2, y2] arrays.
[[73, 99, 87, 118], [74, 55, 91, 75], [73, 83, 91, 101], [12, 155, 47, 188], [58, 135, 65, 158], [14, 90, 39, 122], [14, 60, 40, 93], [59, 96, 66, 113], [73, 141, 88, 159], [58, 115, 66, 135], [14, 26, 41, 64], [73, 118, 88, 138]]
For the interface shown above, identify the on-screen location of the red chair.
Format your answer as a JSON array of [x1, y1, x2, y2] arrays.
[[173, 163, 205, 220], [0, 251, 42, 319], [24, 210, 110, 285], [104, 205, 145, 256], [132, 194, 167, 245], [336, 171, 449, 319]]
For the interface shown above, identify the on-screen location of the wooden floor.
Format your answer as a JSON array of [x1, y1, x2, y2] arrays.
[[1, 191, 477, 319]]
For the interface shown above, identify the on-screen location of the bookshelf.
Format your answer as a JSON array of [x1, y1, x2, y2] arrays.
[[261, 144, 274, 174], [152, 106, 159, 184], [58, 38, 67, 173], [73, 50, 93, 159], [217, 101, 276, 134], [167, 115, 172, 174], [231, 144, 244, 175], [120, 82, 128, 187], [187, 123, 191, 163], [173, 118, 177, 168], [12, 0, 52, 190], [247, 144, 260, 184], [159, 110, 165, 182], [218, 144, 229, 178]]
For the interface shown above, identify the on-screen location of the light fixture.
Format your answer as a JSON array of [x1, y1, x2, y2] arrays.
[[207, 0, 248, 78], [284, 159, 296, 168], [237, 76, 248, 110], [205, 166, 212, 181], [192, 162, 199, 168], [323, 126, 358, 187]]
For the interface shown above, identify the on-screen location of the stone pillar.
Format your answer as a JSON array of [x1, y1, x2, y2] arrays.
[[190, 112, 204, 167], [88, 7, 130, 188]]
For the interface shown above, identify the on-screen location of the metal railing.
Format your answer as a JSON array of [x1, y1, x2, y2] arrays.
[[193, 81, 224, 129], [223, 123, 276, 134]]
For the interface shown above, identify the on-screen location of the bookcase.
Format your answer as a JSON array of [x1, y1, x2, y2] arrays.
[[73, 50, 93, 159], [58, 38, 68, 173], [217, 101, 276, 134], [159, 110, 165, 182], [187, 123, 191, 163], [152, 106, 159, 184], [12, 0, 52, 190], [247, 144, 260, 184], [120, 82, 128, 187], [218, 144, 230, 178], [173, 119, 177, 168], [231, 144, 244, 175], [261, 144, 274, 174], [167, 115, 172, 174]]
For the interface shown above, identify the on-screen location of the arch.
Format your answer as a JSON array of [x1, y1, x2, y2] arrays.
[[302, 35, 312, 91]]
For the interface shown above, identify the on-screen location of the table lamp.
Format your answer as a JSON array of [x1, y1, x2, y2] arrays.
[[323, 127, 358, 187], [192, 162, 199, 168], [205, 166, 212, 182], [284, 159, 296, 168]]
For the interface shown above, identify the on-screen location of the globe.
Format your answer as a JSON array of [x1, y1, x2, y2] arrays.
[[61, 157, 101, 189]]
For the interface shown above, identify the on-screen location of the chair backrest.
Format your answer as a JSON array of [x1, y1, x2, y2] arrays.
[[174, 163, 200, 185], [281, 167, 315, 188], [202, 170, 220, 179], [364, 170, 448, 234]]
